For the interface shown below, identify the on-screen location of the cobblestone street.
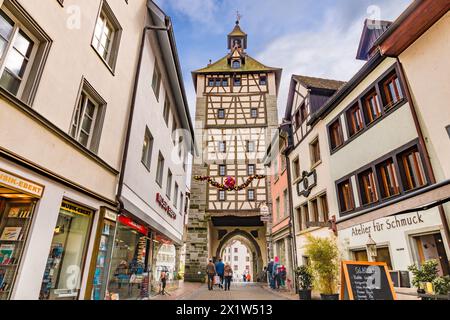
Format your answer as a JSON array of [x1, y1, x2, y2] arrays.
[[151, 282, 297, 300]]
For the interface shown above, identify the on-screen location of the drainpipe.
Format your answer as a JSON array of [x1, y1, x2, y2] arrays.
[[396, 58, 450, 254], [116, 18, 172, 210]]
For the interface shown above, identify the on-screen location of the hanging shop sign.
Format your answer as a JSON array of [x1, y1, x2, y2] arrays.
[[0, 169, 44, 198], [156, 193, 176, 220], [118, 215, 148, 235], [297, 170, 317, 197], [104, 208, 118, 222], [340, 261, 397, 300]]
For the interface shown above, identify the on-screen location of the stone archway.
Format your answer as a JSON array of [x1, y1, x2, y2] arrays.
[[215, 229, 264, 281]]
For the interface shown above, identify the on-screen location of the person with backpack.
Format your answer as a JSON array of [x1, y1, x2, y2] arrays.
[[267, 259, 275, 289], [224, 263, 233, 291]]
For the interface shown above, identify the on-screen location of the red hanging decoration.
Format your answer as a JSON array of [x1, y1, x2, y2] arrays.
[[193, 175, 266, 191]]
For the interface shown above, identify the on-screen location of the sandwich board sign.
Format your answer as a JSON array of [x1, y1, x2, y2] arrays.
[[340, 261, 397, 300]]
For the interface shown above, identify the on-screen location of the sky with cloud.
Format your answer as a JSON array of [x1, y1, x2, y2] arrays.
[[156, 0, 413, 120]]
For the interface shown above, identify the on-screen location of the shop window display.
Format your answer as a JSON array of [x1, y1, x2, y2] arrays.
[[0, 195, 37, 300], [39, 201, 93, 300], [106, 216, 149, 300], [91, 218, 116, 300]]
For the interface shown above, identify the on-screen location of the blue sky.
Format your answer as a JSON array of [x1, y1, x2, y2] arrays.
[[157, 0, 413, 120]]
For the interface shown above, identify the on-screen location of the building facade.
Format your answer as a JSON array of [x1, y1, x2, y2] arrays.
[[113, 1, 193, 300], [185, 20, 281, 282], [308, 5, 450, 285], [283, 76, 344, 269], [0, 0, 191, 300], [222, 240, 253, 282], [0, 0, 148, 300], [266, 132, 295, 287]]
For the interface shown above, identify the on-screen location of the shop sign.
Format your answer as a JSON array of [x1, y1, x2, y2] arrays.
[[260, 215, 271, 222], [61, 201, 93, 217], [297, 170, 317, 197], [119, 215, 148, 235], [260, 204, 270, 216], [350, 212, 425, 237], [156, 193, 176, 220], [104, 208, 117, 222], [0, 169, 44, 198]]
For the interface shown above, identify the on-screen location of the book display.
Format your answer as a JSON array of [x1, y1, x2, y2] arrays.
[[0, 199, 36, 300]]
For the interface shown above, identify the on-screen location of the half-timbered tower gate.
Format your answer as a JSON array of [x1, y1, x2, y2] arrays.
[[184, 20, 282, 282]]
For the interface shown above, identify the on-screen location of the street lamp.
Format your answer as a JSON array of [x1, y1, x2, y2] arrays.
[[366, 234, 377, 262]]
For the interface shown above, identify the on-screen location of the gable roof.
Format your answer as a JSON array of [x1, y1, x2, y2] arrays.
[[356, 19, 392, 61], [192, 54, 282, 93], [193, 54, 280, 74], [293, 75, 346, 91]]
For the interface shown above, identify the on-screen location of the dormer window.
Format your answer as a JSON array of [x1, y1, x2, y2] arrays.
[[232, 60, 241, 69]]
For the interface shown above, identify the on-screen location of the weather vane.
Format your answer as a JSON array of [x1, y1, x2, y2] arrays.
[[236, 10, 242, 24]]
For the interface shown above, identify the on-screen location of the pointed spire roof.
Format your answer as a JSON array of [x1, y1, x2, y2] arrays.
[[228, 21, 247, 37]]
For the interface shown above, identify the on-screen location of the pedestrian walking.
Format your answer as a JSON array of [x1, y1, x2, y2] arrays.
[[206, 259, 216, 290], [267, 259, 275, 289], [242, 274, 246, 282], [280, 265, 287, 288], [272, 256, 280, 289], [215, 258, 225, 289], [159, 269, 167, 295], [246, 273, 251, 283], [224, 263, 233, 291]]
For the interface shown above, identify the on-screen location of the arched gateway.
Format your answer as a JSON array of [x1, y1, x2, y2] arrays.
[[184, 20, 282, 282]]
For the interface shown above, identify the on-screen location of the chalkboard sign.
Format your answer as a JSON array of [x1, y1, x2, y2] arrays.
[[340, 261, 397, 300]]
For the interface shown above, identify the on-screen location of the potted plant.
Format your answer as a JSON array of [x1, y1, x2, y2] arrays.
[[304, 235, 340, 300], [408, 259, 439, 294], [432, 276, 450, 298], [295, 265, 313, 300]]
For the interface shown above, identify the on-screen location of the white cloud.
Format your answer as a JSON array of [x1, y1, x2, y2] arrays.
[[256, 0, 412, 119]]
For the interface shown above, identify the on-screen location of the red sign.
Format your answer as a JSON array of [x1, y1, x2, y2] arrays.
[[156, 193, 177, 220], [118, 215, 148, 235]]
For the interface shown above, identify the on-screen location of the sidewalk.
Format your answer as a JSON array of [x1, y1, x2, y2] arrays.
[[150, 281, 203, 300]]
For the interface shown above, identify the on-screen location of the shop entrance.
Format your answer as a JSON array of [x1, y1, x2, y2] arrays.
[[413, 232, 449, 276], [0, 174, 43, 300], [106, 215, 150, 300]]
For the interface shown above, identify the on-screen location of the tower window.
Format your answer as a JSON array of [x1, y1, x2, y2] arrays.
[[208, 78, 215, 87], [218, 108, 225, 119], [232, 60, 241, 69], [233, 77, 241, 86], [250, 108, 258, 118], [222, 78, 229, 86], [259, 76, 267, 85]]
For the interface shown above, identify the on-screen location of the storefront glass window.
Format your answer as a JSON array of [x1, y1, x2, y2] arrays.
[[91, 218, 116, 300], [0, 191, 37, 300], [39, 201, 93, 300], [106, 216, 149, 300]]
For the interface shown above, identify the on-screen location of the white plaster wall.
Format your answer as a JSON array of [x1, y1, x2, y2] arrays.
[[399, 12, 450, 182], [337, 209, 446, 272], [122, 33, 187, 244]]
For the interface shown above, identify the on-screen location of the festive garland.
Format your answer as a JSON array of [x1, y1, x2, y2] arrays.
[[194, 175, 266, 191]]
